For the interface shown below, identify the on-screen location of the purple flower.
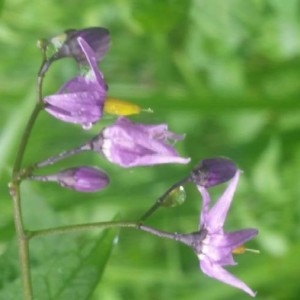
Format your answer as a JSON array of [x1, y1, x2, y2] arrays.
[[190, 157, 237, 188], [30, 166, 109, 192], [47, 27, 110, 64], [43, 37, 107, 127], [89, 117, 190, 167], [178, 170, 258, 296]]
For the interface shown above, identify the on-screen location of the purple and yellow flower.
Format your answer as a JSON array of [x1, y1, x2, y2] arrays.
[[43, 37, 107, 127], [30, 166, 109, 192], [89, 117, 190, 167], [179, 170, 258, 296]]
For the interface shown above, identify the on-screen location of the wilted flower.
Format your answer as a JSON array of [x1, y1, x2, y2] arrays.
[[43, 37, 107, 127], [30, 166, 109, 192], [88, 117, 190, 167], [179, 170, 258, 296], [190, 157, 237, 188]]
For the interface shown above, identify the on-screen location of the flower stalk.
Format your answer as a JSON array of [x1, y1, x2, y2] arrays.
[[8, 183, 33, 300], [8, 53, 50, 300]]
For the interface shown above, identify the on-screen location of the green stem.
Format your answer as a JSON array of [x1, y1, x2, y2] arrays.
[[12, 103, 43, 177], [8, 183, 33, 300], [27, 221, 181, 245], [28, 221, 139, 239], [12, 54, 48, 177], [9, 54, 48, 299], [34, 143, 91, 169]]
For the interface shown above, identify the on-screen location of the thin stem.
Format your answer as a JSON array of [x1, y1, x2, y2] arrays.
[[28, 221, 139, 239], [8, 183, 33, 300], [12, 54, 48, 177], [27, 220, 182, 245], [9, 51, 49, 299], [138, 224, 179, 241], [34, 143, 91, 169], [138, 176, 190, 222], [12, 103, 43, 177]]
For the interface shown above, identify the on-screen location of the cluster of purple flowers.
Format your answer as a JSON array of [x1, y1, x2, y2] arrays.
[[37, 27, 190, 191], [31, 28, 258, 296]]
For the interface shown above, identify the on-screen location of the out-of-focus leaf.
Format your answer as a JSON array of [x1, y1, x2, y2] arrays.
[[0, 229, 116, 300]]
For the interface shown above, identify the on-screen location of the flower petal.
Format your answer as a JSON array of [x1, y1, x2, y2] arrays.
[[44, 91, 104, 124], [77, 37, 106, 89], [197, 186, 211, 229], [93, 117, 190, 167], [206, 170, 240, 232], [200, 258, 256, 297], [214, 229, 259, 249]]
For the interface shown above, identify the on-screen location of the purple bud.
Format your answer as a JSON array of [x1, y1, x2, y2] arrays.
[[190, 157, 237, 188], [30, 166, 109, 192], [47, 27, 110, 64], [89, 117, 190, 168]]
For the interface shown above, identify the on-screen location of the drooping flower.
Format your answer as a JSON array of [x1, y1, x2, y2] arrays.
[[43, 37, 107, 127], [30, 166, 109, 192], [88, 117, 190, 167], [190, 157, 237, 188], [178, 170, 258, 296]]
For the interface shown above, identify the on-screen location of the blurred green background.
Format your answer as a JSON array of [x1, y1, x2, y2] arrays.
[[1, 0, 300, 299]]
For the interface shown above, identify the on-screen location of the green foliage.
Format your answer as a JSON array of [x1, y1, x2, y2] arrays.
[[0, 230, 116, 300], [1, 0, 300, 299]]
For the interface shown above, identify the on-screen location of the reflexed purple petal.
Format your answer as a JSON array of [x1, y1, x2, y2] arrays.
[[213, 229, 259, 249], [77, 37, 106, 89], [92, 117, 190, 167], [185, 167, 257, 295], [111, 153, 190, 168], [115, 118, 184, 143], [200, 259, 256, 297], [199, 245, 236, 266], [206, 171, 240, 232], [75, 27, 110, 62], [102, 137, 189, 167], [43, 30, 107, 126], [48, 27, 110, 63], [44, 90, 104, 124], [110, 119, 180, 155], [58, 76, 98, 93], [197, 185, 211, 228], [198, 235, 235, 266]]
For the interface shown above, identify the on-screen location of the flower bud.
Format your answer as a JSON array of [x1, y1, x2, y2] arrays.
[[30, 166, 109, 192], [190, 157, 237, 187]]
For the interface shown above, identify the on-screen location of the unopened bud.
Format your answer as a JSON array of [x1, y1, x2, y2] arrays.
[[190, 157, 237, 188], [30, 166, 109, 192]]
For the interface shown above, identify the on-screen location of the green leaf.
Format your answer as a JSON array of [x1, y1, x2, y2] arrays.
[[0, 229, 117, 300]]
